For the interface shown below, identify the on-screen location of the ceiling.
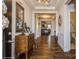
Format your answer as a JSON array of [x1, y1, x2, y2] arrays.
[[24, 0, 67, 10]]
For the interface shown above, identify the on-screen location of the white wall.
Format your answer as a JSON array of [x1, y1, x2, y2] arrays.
[[58, 4, 65, 51], [24, 3, 32, 31], [64, 5, 70, 52]]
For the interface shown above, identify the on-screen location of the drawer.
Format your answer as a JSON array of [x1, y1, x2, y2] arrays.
[[16, 45, 26, 50]]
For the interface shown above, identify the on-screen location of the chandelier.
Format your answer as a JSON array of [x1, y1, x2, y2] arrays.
[[37, 0, 50, 5]]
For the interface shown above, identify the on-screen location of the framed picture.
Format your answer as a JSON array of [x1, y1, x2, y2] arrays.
[[58, 16, 62, 26], [16, 2, 24, 32]]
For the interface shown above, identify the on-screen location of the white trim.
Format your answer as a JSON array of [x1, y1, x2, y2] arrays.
[[35, 6, 56, 10], [56, 11, 59, 36], [12, 0, 16, 59], [33, 10, 57, 14]]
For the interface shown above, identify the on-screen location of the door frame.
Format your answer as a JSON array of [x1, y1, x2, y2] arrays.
[[68, 10, 75, 50], [69, 11, 76, 49], [33, 11, 58, 39]]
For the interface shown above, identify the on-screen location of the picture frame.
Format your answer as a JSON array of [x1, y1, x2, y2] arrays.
[[16, 2, 24, 32], [58, 15, 62, 26]]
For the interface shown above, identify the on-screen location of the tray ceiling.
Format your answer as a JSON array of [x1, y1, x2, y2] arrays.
[[24, 0, 67, 10]]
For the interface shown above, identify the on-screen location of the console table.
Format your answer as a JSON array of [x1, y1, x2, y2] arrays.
[[15, 34, 34, 59]]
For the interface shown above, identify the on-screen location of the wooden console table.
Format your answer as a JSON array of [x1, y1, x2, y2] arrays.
[[15, 34, 34, 59]]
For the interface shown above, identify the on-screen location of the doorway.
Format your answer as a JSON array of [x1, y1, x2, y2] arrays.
[[70, 12, 76, 49], [41, 21, 51, 37], [35, 13, 56, 38], [35, 13, 56, 47]]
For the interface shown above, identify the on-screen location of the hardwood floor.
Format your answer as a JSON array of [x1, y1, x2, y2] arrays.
[[30, 35, 75, 59]]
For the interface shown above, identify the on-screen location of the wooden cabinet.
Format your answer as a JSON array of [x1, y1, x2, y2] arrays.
[[15, 34, 34, 59]]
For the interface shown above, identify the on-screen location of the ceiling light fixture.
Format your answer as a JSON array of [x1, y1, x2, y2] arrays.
[[37, 0, 50, 5], [40, 15, 51, 19]]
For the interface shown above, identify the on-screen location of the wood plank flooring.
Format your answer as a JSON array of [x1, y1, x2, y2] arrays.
[[30, 35, 75, 59]]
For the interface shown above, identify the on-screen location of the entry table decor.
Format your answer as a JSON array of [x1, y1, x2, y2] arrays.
[[2, 1, 9, 29]]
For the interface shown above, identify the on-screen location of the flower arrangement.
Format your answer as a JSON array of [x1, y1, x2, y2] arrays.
[[2, 1, 9, 29]]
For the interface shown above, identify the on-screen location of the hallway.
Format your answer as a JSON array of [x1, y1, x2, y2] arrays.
[[30, 35, 75, 59], [2, 0, 76, 59]]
